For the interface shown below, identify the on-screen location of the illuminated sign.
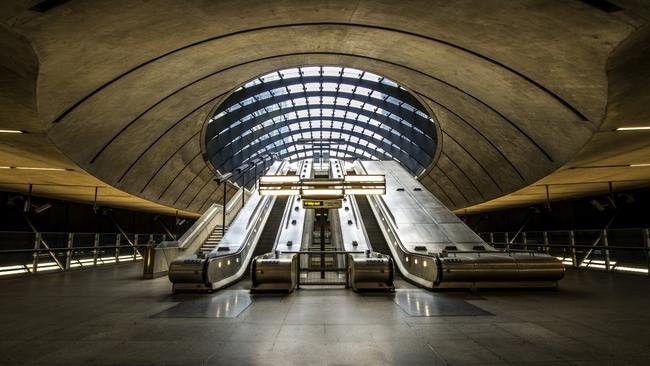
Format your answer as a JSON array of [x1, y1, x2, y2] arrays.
[[303, 199, 342, 209]]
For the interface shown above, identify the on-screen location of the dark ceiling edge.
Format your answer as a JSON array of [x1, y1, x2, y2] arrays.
[[430, 179, 456, 207], [49, 22, 590, 125], [440, 152, 485, 200], [116, 96, 221, 183], [180, 167, 214, 208], [172, 164, 208, 206], [196, 183, 221, 213], [440, 131, 503, 192], [140, 137, 201, 199], [423, 96, 526, 181], [433, 166, 469, 205], [154, 148, 202, 199]]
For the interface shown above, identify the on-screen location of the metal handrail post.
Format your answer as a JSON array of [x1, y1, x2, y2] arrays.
[[504, 232, 509, 249], [603, 229, 610, 271], [489, 232, 494, 244], [134, 234, 139, 260], [543, 231, 550, 255], [644, 228, 650, 277], [32, 232, 40, 273], [65, 233, 74, 270], [522, 231, 527, 251], [93, 233, 99, 265], [569, 230, 577, 268], [115, 234, 121, 264]]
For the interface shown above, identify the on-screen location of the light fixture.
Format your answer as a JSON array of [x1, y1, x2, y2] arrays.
[[302, 189, 343, 196], [258, 189, 299, 196], [259, 175, 300, 184], [630, 163, 650, 167], [615, 266, 648, 274], [345, 188, 385, 195], [0, 129, 24, 134], [0, 166, 69, 171], [616, 126, 650, 131], [344, 175, 385, 182]]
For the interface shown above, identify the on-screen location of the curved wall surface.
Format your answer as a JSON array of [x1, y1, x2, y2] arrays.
[[1, 0, 645, 214]]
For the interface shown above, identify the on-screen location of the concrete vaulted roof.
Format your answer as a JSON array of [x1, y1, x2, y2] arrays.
[[1, 0, 649, 216]]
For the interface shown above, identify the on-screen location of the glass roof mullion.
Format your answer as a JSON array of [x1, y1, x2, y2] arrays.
[[207, 66, 437, 178]]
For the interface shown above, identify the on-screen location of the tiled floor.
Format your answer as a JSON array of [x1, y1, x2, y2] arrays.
[[1, 263, 649, 365]]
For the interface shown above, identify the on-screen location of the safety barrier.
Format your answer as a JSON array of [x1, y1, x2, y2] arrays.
[[0, 231, 170, 277], [479, 228, 650, 276]]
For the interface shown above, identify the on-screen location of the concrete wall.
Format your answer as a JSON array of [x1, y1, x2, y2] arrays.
[[1, 0, 647, 213]]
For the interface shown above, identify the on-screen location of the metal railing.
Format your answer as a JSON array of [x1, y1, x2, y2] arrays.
[[285, 251, 363, 287], [0, 231, 171, 277], [478, 228, 650, 276]]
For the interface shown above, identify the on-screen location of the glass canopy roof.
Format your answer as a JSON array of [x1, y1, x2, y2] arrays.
[[204, 66, 438, 187]]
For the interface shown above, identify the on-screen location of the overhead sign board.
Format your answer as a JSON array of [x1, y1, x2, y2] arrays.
[[303, 199, 342, 209]]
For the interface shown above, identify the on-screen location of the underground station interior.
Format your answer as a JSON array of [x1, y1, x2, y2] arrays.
[[1, 1, 650, 365]]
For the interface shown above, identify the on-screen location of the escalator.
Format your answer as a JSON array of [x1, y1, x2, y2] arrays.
[[230, 196, 288, 289], [355, 195, 391, 257], [250, 196, 288, 267], [355, 194, 414, 289]]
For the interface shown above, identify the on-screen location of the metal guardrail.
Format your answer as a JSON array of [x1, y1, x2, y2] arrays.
[[0, 231, 170, 277], [479, 228, 650, 276], [284, 251, 364, 287]]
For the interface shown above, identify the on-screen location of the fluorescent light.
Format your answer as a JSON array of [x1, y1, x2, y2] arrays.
[[616, 126, 650, 131], [344, 175, 385, 182], [302, 189, 343, 196], [1, 265, 25, 270], [346, 188, 385, 195], [630, 163, 650, 167], [0, 269, 29, 275], [0, 129, 24, 134], [259, 175, 300, 184], [615, 266, 648, 274], [0, 166, 69, 171], [259, 189, 298, 196]]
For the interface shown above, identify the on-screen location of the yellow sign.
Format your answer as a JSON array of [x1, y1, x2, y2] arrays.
[[303, 199, 342, 209]]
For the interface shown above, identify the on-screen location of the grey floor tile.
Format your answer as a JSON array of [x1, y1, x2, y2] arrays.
[[428, 338, 503, 364], [3, 264, 650, 366]]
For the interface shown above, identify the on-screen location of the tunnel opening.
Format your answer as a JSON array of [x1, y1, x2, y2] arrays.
[[203, 65, 439, 188]]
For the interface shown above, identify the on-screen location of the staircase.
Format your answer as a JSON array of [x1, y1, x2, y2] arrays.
[[355, 195, 391, 257], [198, 226, 227, 256]]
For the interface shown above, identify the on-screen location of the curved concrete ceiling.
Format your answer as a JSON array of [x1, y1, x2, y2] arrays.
[[1, 0, 649, 215]]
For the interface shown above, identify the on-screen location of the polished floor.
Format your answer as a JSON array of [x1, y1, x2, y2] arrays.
[[1, 264, 649, 366]]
